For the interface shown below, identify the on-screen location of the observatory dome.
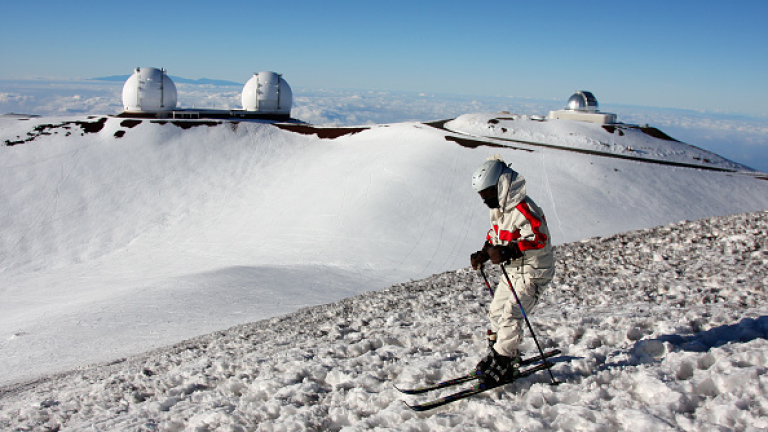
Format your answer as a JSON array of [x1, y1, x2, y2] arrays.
[[241, 72, 292, 114], [122, 67, 177, 112], [567, 91, 599, 112], [547, 91, 616, 124]]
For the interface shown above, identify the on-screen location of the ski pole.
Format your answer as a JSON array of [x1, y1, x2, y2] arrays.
[[478, 264, 494, 296], [478, 264, 498, 349], [499, 263, 559, 385]]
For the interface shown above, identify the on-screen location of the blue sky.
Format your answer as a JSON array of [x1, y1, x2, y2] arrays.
[[1, 0, 766, 116]]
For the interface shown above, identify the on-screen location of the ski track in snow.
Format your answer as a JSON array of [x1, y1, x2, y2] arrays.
[[1, 211, 766, 431]]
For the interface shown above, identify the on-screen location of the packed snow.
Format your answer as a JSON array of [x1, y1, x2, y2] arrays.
[[1, 84, 768, 430], [1, 211, 766, 431]]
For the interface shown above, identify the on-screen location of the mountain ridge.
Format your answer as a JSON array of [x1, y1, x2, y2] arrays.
[[92, 75, 243, 86]]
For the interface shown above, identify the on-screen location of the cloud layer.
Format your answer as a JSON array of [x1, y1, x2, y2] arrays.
[[2, 79, 766, 172]]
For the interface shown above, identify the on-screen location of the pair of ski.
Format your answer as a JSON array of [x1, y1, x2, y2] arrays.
[[397, 349, 561, 411]]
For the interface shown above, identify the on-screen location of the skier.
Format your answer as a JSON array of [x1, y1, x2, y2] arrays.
[[469, 155, 555, 386]]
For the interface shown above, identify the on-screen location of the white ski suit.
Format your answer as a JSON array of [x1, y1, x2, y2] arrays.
[[485, 166, 554, 358]]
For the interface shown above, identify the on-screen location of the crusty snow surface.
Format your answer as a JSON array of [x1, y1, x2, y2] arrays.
[[1, 211, 766, 431]]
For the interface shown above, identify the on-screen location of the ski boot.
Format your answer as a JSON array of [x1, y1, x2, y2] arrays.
[[475, 347, 521, 386]]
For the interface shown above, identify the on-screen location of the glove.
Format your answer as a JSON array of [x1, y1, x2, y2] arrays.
[[487, 244, 523, 264], [470, 243, 491, 270], [470, 250, 490, 270]]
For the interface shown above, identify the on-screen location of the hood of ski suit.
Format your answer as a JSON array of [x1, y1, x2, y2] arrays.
[[495, 166, 526, 213], [487, 166, 555, 285]]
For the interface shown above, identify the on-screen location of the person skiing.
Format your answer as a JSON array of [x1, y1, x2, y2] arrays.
[[469, 155, 555, 385]]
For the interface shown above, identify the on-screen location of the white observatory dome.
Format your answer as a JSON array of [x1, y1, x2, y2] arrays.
[[567, 91, 599, 112], [122, 67, 177, 112], [241, 71, 292, 114]]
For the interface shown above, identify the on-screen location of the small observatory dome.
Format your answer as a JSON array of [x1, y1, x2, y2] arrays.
[[122, 67, 177, 112], [241, 71, 292, 115], [567, 91, 599, 112], [547, 91, 616, 124]]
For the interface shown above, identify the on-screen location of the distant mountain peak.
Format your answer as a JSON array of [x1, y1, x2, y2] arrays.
[[92, 75, 243, 87]]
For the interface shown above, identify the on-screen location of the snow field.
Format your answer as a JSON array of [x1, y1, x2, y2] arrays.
[[0, 117, 488, 384], [445, 113, 752, 172], [1, 211, 766, 431], [2, 112, 768, 430], [8, 113, 766, 388]]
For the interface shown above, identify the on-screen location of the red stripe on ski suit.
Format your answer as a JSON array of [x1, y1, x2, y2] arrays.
[[486, 202, 548, 252]]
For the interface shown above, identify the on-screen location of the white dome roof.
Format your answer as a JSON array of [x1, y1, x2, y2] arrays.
[[241, 71, 292, 114], [567, 91, 599, 111], [122, 67, 177, 112]]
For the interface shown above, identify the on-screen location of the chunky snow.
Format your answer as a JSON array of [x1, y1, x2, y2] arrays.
[[1, 212, 766, 431], [1, 104, 767, 430]]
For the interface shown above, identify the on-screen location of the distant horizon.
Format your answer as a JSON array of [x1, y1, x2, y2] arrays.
[[3, 75, 767, 122], [1, 76, 767, 173], [2, 0, 766, 117]]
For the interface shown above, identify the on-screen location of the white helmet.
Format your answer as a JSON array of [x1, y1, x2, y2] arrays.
[[471, 159, 505, 192]]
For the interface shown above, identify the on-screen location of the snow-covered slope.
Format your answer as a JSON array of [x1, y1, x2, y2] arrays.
[[445, 113, 754, 172], [1, 211, 765, 431], [1, 114, 767, 389]]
